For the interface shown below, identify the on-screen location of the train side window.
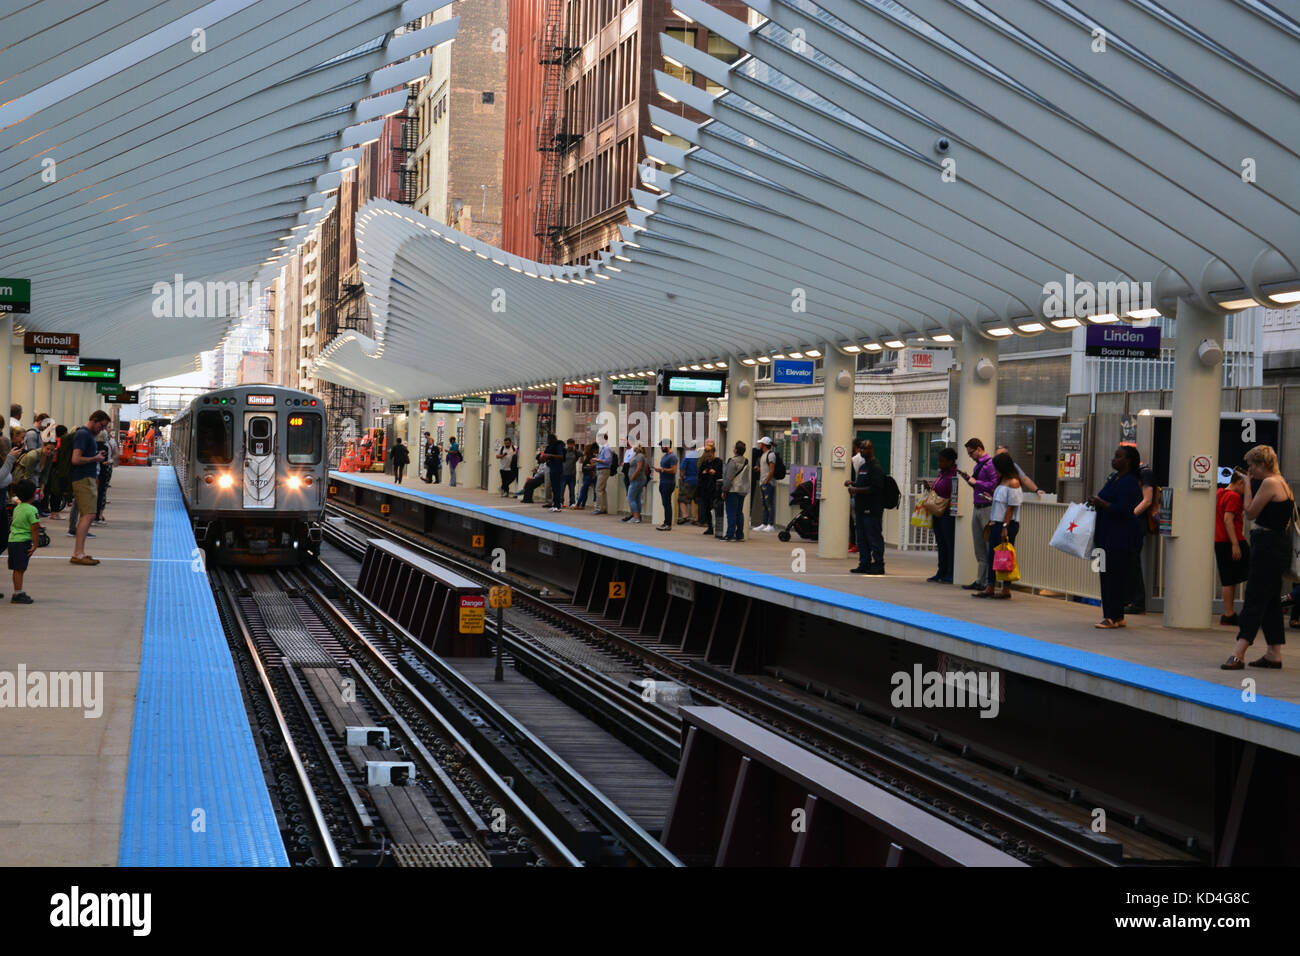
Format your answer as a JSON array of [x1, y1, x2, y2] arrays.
[[286, 413, 322, 465], [196, 410, 233, 464]]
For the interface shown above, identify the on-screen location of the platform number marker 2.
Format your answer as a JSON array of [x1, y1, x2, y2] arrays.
[[609, 581, 627, 600]]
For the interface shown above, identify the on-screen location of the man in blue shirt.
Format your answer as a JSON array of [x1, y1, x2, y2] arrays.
[[654, 439, 678, 531], [678, 441, 699, 525], [69, 411, 111, 565], [593, 439, 615, 514]]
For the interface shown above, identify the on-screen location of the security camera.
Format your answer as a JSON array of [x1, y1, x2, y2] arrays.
[[935, 137, 951, 154]]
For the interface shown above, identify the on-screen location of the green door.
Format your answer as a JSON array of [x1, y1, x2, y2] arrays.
[[857, 430, 891, 473]]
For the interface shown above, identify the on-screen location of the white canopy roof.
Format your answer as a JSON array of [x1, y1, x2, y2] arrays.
[[1, 0, 459, 383], [314, 0, 1300, 401]]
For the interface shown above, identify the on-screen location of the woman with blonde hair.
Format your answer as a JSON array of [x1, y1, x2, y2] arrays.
[[1222, 444, 1290, 670]]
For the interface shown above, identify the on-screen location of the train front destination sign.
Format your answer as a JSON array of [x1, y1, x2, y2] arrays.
[[58, 358, 120, 383], [23, 331, 79, 355]]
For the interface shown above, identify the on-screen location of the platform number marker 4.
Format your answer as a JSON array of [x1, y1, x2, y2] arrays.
[[472, 534, 485, 548], [380, 503, 391, 514], [608, 581, 627, 600], [328, 485, 337, 496]]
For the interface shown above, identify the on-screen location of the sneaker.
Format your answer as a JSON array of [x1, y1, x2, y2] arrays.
[[630, 517, 642, 523], [752, 525, 765, 533], [926, 574, 943, 583], [1219, 614, 1239, 626], [848, 545, 858, 553], [621, 515, 633, 522], [656, 525, 671, 531], [10, 593, 33, 604], [702, 528, 714, 535], [66, 531, 76, 537], [850, 566, 870, 574], [86, 531, 96, 538]]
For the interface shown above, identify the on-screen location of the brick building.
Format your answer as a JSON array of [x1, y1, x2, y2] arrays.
[[512, 0, 748, 264]]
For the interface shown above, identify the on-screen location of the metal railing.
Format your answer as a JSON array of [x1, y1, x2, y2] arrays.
[[897, 486, 936, 552]]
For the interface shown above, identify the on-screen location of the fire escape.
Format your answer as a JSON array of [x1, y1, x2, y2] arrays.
[[397, 94, 420, 204], [533, 0, 582, 263]]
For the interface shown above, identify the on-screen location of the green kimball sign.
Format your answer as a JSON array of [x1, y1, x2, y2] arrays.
[[462, 396, 486, 406], [0, 278, 31, 313]]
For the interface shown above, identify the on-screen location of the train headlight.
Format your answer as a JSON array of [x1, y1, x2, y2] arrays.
[[217, 473, 234, 489], [288, 476, 302, 490]]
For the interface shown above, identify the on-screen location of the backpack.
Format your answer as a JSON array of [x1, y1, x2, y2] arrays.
[[881, 475, 901, 509], [771, 449, 786, 481]]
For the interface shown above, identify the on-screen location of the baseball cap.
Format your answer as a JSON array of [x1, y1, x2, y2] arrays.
[[686, 440, 697, 449], [660, 438, 672, 448], [758, 436, 772, 445]]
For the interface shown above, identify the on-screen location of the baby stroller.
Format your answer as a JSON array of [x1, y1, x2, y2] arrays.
[[777, 480, 819, 542]]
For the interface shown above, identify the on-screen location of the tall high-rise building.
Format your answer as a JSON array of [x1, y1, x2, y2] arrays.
[[410, 0, 508, 245], [513, 0, 747, 264]]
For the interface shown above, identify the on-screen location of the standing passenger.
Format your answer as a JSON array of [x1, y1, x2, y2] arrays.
[[544, 432, 566, 512], [1215, 470, 1249, 626], [974, 452, 1022, 599], [496, 438, 516, 496], [1087, 446, 1143, 629], [446, 438, 461, 487], [575, 443, 598, 509], [959, 439, 998, 590], [654, 438, 678, 531], [623, 443, 647, 523], [593, 438, 614, 514], [754, 436, 776, 533], [696, 440, 723, 537], [69, 411, 110, 566], [721, 441, 749, 541], [678, 440, 699, 524], [390, 438, 410, 484], [846, 439, 885, 574], [1222, 445, 1290, 670], [923, 447, 958, 583]]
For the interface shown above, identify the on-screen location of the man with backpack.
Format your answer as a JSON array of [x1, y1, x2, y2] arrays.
[[753, 436, 787, 532], [846, 439, 887, 574]]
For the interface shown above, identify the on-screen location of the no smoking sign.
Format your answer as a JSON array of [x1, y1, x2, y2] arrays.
[[1190, 454, 1213, 490]]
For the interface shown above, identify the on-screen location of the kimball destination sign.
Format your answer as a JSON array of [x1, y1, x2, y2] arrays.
[[1084, 324, 1161, 359], [24, 332, 79, 356]]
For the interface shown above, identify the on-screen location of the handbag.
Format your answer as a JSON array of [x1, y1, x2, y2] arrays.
[[1289, 501, 1300, 578], [921, 489, 949, 516], [1050, 502, 1096, 559], [910, 500, 933, 529], [993, 541, 1019, 581]]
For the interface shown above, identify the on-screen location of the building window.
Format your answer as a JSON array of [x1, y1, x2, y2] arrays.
[[704, 33, 742, 94], [914, 426, 947, 479], [664, 28, 695, 85], [481, 91, 495, 104]]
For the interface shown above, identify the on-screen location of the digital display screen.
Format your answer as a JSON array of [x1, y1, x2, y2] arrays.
[[431, 401, 463, 412], [666, 375, 724, 395], [289, 416, 304, 426], [58, 358, 120, 383], [247, 394, 275, 405]]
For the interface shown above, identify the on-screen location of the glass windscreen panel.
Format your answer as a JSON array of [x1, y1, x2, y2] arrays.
[[286, 413, 322, 465]]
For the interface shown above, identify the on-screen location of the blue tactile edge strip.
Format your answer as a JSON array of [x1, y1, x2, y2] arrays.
[[118, 468, 288, 866], [336, 471, 1300, 735]]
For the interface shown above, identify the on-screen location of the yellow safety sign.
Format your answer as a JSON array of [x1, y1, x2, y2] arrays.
[[472, 534, 485, 548], [489, 586, 512, 609]]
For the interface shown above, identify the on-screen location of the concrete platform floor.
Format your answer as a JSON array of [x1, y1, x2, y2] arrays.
[[0, 465, 156, 865], [383, 474, 1300, 708]]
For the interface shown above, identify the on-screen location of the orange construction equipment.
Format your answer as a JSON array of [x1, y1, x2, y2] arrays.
[[118, 421, 156, 465]]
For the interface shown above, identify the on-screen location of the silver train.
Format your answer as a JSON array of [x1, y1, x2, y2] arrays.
[[171, 384, 327, 564]]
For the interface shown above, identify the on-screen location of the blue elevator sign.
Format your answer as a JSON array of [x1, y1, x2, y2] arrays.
[[772, 360, 815, 385]]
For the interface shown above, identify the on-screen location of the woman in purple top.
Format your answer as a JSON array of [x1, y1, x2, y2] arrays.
[[922, 447, 959, 582]]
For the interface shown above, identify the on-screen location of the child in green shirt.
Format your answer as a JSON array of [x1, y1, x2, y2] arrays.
[[8, 478, 40, 604]]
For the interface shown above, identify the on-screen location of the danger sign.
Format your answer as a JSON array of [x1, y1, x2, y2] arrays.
[[459, 594, 486, 634]]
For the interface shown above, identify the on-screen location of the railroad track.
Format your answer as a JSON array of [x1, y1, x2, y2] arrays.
[[324, 500, 1201, 867], [212, 562, 680, 867]]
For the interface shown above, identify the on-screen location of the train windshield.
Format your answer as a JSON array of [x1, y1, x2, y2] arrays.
[[286, 412, 322, 465], [196, 410, 233, 464]]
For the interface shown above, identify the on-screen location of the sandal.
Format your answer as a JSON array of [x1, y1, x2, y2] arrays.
[[1248, 657, 1282, 669], [1095, 619, 1122, 629], [1220, 655, 1245, 670]]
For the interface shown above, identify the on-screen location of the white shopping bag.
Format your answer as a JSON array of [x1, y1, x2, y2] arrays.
[[1050, 502, 1095, 559]]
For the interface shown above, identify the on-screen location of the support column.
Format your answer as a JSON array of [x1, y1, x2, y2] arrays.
[[651, 394, 680, 526], [50, 376, 66, 431], [490, 403, 507, 489], [11, 337, 35, 427], [461, 406, 481, 490], [955, 332, 998, 589], [518, 396, 538, 480], [0, 316, 11, 430], [1163, 299, 1224, 628], [818, 345, 855, 558], [554, 386, 575, 442], [726, 359, 756, 456], [34, 361, 53, 423]]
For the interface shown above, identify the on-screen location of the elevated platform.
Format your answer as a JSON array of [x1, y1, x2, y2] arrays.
[[331, 472, 1300, 748], [0, 466, 286, 866], [333, 471, 1300, 862]]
